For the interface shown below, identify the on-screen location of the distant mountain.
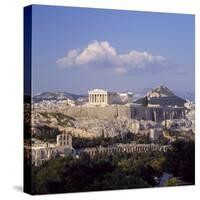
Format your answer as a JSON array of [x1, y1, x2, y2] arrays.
[[33, 92, 87, 103], [134, 85, 187, 107], [133, 87, 194, 102], [147, 85, 174, 98]]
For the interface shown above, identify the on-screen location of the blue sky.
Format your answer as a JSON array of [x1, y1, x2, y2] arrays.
[[32, 5, 195, 95]]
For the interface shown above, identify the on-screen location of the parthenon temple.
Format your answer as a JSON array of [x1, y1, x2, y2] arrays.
[[88, 89, 133, 106], [88, 89, 109, 105]]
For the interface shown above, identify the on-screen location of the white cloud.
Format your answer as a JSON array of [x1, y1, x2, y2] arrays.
[[57, 49, 79, 68], [56, 41, 166, 75]]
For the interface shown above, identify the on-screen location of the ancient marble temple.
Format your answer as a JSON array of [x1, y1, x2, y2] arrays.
[[88, 89, 133, 106], [88, 89, 109, 105]]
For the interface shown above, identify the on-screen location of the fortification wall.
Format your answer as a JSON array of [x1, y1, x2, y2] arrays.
[[130, 106, 185, 122], [63, 105, 119, 119], [61, 105, 185, 122]]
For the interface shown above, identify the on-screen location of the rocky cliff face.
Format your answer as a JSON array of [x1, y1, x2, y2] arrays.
[[31, 110, 165, 138], [73, 118, 141, 137], [162, 119, 193, 132]]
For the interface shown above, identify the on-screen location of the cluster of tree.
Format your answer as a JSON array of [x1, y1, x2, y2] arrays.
[[31, 140, 195, 194], [164, 140, 195, 183], [31, 152, 160, 194], [153, 135, 170, 145]]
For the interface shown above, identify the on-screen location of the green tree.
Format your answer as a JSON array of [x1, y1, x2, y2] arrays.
[[164, 140, 195, 183], [164, 178, 178, 186]]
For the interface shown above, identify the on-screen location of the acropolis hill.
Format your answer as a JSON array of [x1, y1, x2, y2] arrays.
[[33, 86, 187, 122]]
